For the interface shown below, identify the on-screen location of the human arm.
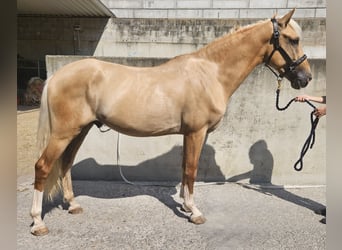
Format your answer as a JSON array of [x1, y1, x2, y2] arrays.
[[295, 95, 326, 104]]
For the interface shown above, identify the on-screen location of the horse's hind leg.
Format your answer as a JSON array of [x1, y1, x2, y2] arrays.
[[62, 170, 82, 213], [30, 136, 74, 236], [61, 124, 93, 214], [180, 127, 207, 224]]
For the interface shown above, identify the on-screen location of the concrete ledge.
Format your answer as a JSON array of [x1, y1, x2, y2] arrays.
[[102, 0, 326, 18], [109, 8, 326, 19]]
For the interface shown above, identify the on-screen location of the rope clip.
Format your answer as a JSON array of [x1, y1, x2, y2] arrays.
[[277, 77, 283, 90]]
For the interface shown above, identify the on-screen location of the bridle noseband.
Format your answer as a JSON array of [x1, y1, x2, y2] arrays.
[[265, 18, 307, 80]]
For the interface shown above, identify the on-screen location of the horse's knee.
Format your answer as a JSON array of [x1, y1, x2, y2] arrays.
[[34, 158, 50, 191]]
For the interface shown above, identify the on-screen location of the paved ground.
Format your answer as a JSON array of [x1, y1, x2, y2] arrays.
[[17, 109, 326, 249], [17, 107, 40, 179]]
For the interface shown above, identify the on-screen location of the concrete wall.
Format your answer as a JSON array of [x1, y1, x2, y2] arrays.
[[17, 17, 110, 60], [93, 18, 326, 59], [19, 17, 326, 63], [46, 56, 326, 185], [102, 0, 326, 19]]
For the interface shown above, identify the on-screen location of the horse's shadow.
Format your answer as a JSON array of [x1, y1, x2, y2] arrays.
[[227, 139, 326, 223], [42, 144, 225, 220]]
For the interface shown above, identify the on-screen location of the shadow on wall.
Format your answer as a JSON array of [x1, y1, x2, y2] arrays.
[[42, 143, 225, 219], [71, 144, 226, 183], [227, 139, 325, 215], [227, 140, 274, 184], [72, 139, 325, 216], [42, 139, 324, 222], [43, 143, 225, 220]]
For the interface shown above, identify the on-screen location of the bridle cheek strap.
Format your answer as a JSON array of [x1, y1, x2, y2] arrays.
[[265, 18, 307, 79]]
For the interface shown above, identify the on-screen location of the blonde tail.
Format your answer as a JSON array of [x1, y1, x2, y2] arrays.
[[36, 77, 63, 200]]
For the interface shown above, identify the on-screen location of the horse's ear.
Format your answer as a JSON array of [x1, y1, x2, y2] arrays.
[[278, 8, 295, 28]]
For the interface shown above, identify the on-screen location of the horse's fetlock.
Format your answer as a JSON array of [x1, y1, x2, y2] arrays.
[[30, 209, 41, 218]]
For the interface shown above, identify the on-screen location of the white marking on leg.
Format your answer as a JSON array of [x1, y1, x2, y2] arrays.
[[30, 189, 46, 233], [182, 184, 202, 217], [69, 199, 80, 208]]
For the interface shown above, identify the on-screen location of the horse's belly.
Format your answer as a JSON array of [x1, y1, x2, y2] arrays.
[[105, 122, 182, 137], [101, 112, 182, 137]]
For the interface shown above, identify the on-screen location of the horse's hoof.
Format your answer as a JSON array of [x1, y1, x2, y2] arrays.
[[190, 214, 206, 224], [68, 206, 83, 214], [31, 225, 49, 236]]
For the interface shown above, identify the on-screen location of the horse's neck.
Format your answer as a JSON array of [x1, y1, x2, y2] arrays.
[[198, 20, 271, 100]]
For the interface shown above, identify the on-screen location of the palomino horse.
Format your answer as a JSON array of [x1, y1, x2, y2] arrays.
[[30, 9, 312, 235]]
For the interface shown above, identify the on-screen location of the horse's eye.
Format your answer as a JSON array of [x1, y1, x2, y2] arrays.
[[290, 38, 299, 45]]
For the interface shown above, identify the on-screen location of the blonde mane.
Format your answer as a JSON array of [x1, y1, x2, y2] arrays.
[[228, 19, 266, 35], [198, 17, 302, 56], [198, 19, 268, 55]]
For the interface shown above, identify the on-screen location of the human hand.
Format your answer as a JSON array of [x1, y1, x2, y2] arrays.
[[313, 106, 326, 118], [295, 95, 311, 102]]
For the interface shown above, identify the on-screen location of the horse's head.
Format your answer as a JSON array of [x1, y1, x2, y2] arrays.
[[265, 9, 312, 89]]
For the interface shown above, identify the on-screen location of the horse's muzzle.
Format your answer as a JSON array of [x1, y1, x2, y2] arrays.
[[287, 70, 312, 89]]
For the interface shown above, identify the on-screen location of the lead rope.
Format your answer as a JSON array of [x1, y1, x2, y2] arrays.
[[98, 128, 176, 187], [275, 79, 320, 171]]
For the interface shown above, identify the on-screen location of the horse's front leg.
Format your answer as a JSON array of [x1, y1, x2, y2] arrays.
[[180, 127, 207, 224]]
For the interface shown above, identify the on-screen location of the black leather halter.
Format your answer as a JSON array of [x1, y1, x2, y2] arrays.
[[265, 18, 307, 79]]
